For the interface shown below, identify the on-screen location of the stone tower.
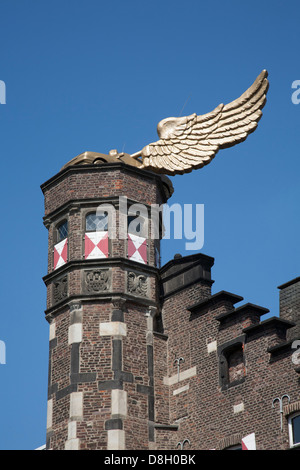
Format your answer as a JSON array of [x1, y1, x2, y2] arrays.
[[41, 154, 173, 450], [42, 151, 300, 451]]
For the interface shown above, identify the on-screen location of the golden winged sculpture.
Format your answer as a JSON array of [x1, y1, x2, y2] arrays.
[[62, 70, 269, 176]]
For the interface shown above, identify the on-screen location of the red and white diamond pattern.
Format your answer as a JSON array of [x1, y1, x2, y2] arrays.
[[128, 234, 147, 264], [53, 238, 68, 270], [85, 231, 108, 259], [241, 433, 256, 450]]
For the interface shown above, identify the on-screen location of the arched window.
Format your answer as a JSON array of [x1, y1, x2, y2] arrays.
[[224, 445, 242, 450], [86, 212, 108, 232], [128, 215, 143, 236], [53, 220, 68, 270], [127, 206, 148, 265], [57, 220, 68, 242], [288, 413, 300, 448], [127, 213, 148, 238], [84, 212, 109, 260]]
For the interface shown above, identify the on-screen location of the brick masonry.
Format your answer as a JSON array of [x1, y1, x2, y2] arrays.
[[41, 160, 300, 450], [278, 277, 300, 340]]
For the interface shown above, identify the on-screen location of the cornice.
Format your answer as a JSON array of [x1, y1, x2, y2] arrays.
[[43, 257, 159, 285]]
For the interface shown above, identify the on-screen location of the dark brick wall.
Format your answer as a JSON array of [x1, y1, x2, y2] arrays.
[[158, 279, 300, 450], [279, 277, 300, 340], [41, 164, 170, 217]]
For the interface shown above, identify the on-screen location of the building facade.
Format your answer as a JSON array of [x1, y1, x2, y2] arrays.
[[41, 154, 300, 450]]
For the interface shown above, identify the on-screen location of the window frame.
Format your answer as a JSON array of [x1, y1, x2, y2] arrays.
[[85, 211, 109, 233], [82, 208, 111, 260], [55, 219, 68, 243], [126, 206, 149, 265], [288, 412, 300, 448], [127, 213, 148, 239], [224, 444, 242, 450], [53, 217, 69, 271]]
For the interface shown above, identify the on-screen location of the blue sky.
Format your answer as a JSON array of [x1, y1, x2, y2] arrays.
[[0, 0, 299, 450]]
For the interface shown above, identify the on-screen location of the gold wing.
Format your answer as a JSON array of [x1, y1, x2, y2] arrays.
[[139, 70, 269, 175]]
